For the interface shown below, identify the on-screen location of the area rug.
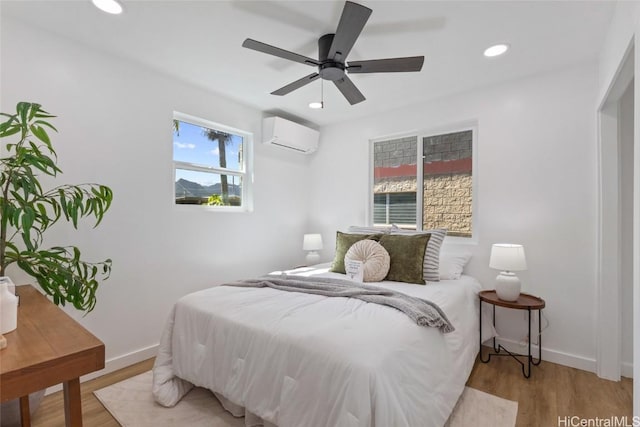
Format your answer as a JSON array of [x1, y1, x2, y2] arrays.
[[94, 371, 518, 427]]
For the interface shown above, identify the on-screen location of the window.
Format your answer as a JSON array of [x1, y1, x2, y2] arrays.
[[371, 127, 475, 238], [422, 130, 473, 237], [373, 193, 417, 225], [372, 136, 418, 228], [173, 112, 252, 209]]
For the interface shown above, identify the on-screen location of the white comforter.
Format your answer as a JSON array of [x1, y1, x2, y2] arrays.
[[153, 266, 482, 427]]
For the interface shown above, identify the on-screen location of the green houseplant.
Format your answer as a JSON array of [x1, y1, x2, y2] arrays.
[[0, 102, 113, 312]]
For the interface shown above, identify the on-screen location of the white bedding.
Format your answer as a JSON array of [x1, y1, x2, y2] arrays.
[[153, 265, 483, 427]]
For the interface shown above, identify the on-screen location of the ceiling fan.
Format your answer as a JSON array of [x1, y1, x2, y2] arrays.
[[242, 1, 425, 106]]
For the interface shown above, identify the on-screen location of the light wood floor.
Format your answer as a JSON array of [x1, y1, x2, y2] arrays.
[[466, 353, 633, 427], [28, 353, 631, 427], [30, 358, 154, 427]]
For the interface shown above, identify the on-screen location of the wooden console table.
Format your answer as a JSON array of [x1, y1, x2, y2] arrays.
[[0, 285, 105, 427]]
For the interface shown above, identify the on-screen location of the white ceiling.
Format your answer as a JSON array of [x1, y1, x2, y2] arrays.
[[2, 0, 615, 127]]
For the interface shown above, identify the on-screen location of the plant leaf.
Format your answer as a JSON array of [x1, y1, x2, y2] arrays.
[[0, 102, 113, 313], [30, 124, 51, 145]]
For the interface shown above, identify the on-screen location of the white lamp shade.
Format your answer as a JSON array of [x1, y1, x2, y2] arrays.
[[303, 234, 323, 251], [489, 244, 527, 272]]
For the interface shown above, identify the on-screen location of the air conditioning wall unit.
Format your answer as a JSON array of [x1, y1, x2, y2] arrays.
[[262, 116, 320, 154]]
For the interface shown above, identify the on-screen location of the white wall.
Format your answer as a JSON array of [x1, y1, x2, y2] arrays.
[[308, 64, 599, 370], [0, 20, 312, 369]]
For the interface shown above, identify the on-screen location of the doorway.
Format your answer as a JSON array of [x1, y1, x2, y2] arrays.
[[596, 42, 634, 383]]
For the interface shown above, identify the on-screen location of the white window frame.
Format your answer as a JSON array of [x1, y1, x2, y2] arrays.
[[368, 122, 478, 243], [173, 111, 253, 212]]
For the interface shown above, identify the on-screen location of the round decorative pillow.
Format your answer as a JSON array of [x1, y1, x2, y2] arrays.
[[344, 239, 391, 282]]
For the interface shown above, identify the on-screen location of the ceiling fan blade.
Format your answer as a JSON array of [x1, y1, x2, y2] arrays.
[[333, 75, 365, 105], [268, 39, 320, 71], [243, 39, 320, 67], [328, 1, 372, 62], [271, 73, 320, 96], [348, 56, 425, 73]]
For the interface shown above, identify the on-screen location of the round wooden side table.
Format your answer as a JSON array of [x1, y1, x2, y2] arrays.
[[478, 290, 546, 378]]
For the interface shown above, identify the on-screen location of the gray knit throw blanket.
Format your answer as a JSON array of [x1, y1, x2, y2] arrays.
[[223, 274, 454, 333]]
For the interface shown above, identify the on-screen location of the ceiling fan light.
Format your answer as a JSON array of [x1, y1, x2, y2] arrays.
[[309, 102, 323, 109], [92, 0, 123, 15], [484, 43, 509, 57]]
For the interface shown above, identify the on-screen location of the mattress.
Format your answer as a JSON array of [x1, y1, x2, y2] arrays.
[[153, 264, 483, 427]]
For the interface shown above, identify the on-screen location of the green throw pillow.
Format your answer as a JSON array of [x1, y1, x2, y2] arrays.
[[330, 231, 382, 274], [379, 233, 431, 284]]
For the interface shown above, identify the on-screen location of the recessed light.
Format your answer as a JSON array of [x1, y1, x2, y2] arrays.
[[484, 44, 509, 58], [309, 102, 323, 109], [92, 0, 123, 15]]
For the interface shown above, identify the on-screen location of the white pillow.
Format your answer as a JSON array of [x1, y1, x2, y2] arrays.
[[439, 252, 472, 280], [347, 225, 392, 235], [344, 239, 390, 282]]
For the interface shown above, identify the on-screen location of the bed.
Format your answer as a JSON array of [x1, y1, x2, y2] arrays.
[[152, 262, 484, 427]]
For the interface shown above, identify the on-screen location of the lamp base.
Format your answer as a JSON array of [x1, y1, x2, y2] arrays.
[[305, 251, 320, 266], [495, 272, 521, 301]]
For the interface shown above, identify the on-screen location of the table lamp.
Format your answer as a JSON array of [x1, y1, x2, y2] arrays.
[[303, 233, 323, 265], [489, 243, 527, 301]]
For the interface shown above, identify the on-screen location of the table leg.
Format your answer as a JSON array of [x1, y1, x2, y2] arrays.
[[492, 305, 499, 352], [19, 395, 30, 427], [524, 307, 532, 378], [479, 299, 486, 361], [63, 378, 83, 427], [532, 309, 543, 366]]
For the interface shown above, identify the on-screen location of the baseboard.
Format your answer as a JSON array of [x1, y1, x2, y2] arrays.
[[491, 337, 597, 374], [621, 361, 634, 378], [45, 344, 159, 396]]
